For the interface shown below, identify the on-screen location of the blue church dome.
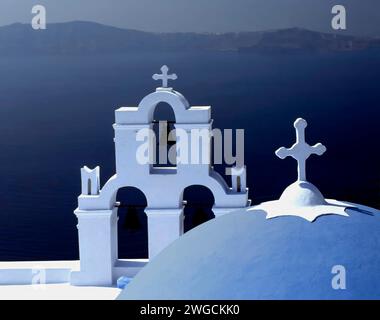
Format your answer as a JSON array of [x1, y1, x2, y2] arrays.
[[118, 117, 380, 300], [118, 202, 380, 300]]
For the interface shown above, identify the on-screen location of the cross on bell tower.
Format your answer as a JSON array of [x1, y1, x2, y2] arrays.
[[152, 65, 178, 88], [276, 118, 326, 181]]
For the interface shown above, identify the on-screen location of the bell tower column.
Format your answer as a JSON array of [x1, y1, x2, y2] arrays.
[[145, 208, 184, 258], [71, 208, 118, 286]]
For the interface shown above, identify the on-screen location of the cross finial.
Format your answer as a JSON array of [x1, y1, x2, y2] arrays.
[[152, 65, 177, 88], [275, 118, 326, 181]]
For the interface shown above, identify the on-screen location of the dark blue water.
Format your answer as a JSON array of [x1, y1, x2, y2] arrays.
[[0, 50, 379, 260]]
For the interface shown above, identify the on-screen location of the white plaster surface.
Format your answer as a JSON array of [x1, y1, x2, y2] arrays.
[[73, 66, 249, 286], [251, 181, 351, 222], [0, 283, 120, 300], [0, 260, 146, 287], [0, 261, 78, 285]]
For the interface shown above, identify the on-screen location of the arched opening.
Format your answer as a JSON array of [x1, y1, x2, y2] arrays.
[[182, 185, 215, 233], [116, 187, 148, 259], [87, 179, 91, 195], [152, 102, 177, 170]]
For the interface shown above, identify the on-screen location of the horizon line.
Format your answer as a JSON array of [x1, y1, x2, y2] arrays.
[[0, 20, 366, 38]]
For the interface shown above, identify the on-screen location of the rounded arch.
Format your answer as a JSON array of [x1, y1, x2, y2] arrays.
[[153, 102, 176, 122], [116, 186, 148, 259], [181, 185, 215, 233], [152, 102, 177, 168], [138, 90, 190, 124]]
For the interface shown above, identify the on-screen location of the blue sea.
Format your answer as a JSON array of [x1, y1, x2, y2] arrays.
[[0, 50, 379, 260]]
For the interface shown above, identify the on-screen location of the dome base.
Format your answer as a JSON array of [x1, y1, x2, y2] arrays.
[[252, 181, 353, 222]]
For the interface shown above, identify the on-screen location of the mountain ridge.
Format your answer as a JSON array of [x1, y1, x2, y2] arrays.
[[0, 21, 378, 55]]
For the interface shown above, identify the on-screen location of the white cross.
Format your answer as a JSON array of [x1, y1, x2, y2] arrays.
[[152, 65, 178, 88], [275, 118, 326, 181]]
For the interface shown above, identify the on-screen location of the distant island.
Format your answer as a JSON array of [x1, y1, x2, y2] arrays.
[[0, 21, 379, 56]]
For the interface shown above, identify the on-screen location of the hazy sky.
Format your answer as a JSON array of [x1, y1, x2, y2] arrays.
[[0, 0, 379, 35]]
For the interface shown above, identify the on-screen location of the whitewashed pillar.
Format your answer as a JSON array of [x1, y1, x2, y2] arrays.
[[145, 208, 184, 259], [71, 208, 118, 286]]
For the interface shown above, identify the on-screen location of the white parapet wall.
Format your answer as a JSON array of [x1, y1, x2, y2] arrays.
[[0, 259, 147, 286], [0, 261, 79, 285]]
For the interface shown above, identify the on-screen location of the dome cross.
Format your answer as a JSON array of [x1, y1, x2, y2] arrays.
[[276, 118, 326, 181]]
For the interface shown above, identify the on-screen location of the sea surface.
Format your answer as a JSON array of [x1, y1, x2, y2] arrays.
[[0, 50, 379, 260]]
